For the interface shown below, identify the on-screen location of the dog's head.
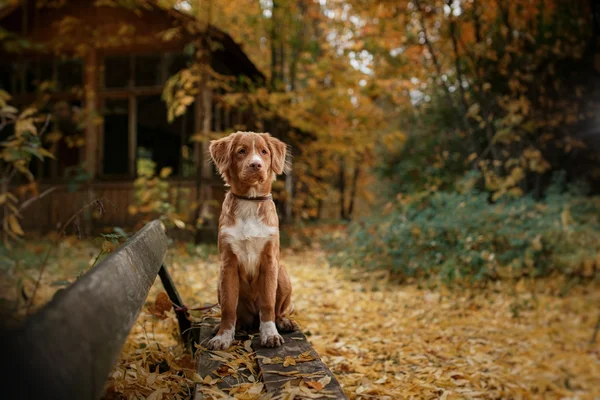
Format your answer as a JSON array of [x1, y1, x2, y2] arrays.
[[209, 131, 290, 189]]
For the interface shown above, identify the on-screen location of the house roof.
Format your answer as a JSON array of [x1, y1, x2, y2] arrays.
[[0, 0, 265, 83]]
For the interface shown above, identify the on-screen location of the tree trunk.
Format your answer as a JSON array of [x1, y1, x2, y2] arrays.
[[270, 0, 280, 90], [339, 160, 346, 220], [346, 164, 360, 220], [194, 2, 213, 244]]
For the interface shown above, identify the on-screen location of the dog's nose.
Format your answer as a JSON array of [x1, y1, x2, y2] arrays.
[[250, 162, 262, 171]]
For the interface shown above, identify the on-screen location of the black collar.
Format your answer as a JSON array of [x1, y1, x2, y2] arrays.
[[231, 192, 273, 202]]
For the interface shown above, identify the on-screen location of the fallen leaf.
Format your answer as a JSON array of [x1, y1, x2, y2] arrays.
[[147, 292, 172, 320], [305, 380, 324, 390], [283, 356, 297, 367]]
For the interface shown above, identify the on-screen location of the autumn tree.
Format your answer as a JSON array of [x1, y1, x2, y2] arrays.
[[344, 0, 597, 198], [165, 0, 384, 220]]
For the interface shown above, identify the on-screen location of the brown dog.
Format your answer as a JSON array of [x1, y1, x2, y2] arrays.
[[207, 131, 297, 350]]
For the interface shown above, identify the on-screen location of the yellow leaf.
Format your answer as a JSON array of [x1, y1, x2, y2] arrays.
[[45, 131, 63, 143], [508, 187, 523, 198], [19, 107, 36, 119], [247, 382, 264, 394], [37, 147, 56, 160], [283, 356, 296, 367], [160, 167, 173, 178], [317, 375, 331, 387], [101, 240, 116, 253], [0, 89, 12, 102], [147, 388, 168, 400], [7, 214, 24, 236]]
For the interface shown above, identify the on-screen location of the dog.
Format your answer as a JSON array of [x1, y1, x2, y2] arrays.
[[206, 131, 297, 350]]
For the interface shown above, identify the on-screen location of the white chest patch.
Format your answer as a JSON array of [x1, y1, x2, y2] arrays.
[[222, 201, 277, 280]]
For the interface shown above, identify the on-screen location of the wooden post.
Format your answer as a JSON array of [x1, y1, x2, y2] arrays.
[[84, 49, 98, 178], [236, 107, 242, 130], [193, 77, 215, 244], [215, 102, 221, 133], [285, 155, 293, 222], [97, 96, 104, 176], [128, 95, 137, 178], [193, 93, 203, 225], [83, 49, 99, 235], [224, 105, 230, 132], [198, 77, 213, 231]]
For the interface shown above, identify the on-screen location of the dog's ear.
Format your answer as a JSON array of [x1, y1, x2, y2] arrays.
[[209, 134, 234, 181], [265, 134, 291, 175]]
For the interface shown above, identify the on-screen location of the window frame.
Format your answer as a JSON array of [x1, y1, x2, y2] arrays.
[[0, 56, 86, 182], [98, 51, 195, 180]]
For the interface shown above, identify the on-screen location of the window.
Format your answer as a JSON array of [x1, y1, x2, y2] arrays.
[[104, 54, 173, 89], [53, 100, 84, 178], [135, 54, 162, 87], [168, 52, 191, 76], [23, 61, 38, 93], [0, 64, 13, 92], [0, 58, 82, 95], [103, 56, 131, 88], [35, 100, 84, 180], [137, 94, 191, 177], [99, 53, 197, 179], [102, 99, 129, 176], [0, 57, 83, 181], [38, 60, 54, 85], [56, 58, 83, 91]]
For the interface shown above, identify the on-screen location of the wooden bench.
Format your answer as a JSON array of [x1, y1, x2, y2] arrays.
[[0, 219, 347, 400]]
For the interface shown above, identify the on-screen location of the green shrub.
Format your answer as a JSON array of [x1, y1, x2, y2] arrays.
[[325, 174, 600, 282]]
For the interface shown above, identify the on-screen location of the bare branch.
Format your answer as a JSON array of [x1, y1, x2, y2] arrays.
[[18, 187, 57, 213]]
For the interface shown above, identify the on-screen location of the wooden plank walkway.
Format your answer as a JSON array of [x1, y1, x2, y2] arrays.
[[194, 318, 348, 399]]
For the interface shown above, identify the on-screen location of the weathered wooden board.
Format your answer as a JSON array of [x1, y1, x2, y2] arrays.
[[192, 320, 347, 399], [252, 331, 348, 399], [0, 220, 168, 400], [193, 317, 254, 400]]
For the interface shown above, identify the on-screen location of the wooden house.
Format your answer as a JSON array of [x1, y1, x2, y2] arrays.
[[0, 0, 278, 236]]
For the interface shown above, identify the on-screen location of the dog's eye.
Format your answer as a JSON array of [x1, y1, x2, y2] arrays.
[[261, 149, 268, 155], [238, 148, 246, 155]]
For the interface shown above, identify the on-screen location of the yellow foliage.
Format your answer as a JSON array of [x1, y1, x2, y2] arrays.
[[7, 214, 24, 236]]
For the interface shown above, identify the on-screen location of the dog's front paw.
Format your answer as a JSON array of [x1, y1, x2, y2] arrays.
[[206, 329, 234, 350], [260, 321, 284, 347], [262, 333, 284, 347], [276, 317, 298, 333]]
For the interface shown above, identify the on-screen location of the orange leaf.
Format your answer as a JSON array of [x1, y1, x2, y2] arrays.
[[305, 380, 324, 390], [148, 292, 172, 320]]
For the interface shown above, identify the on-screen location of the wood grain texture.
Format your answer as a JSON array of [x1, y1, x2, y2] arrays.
[[252, 331, 348, 400], [0, 220, 168, 400], [193, 317, 254, 400]]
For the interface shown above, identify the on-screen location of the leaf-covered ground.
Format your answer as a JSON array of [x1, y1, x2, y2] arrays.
[[2, 240, 599, 399], [109, 246, 599, 399]]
